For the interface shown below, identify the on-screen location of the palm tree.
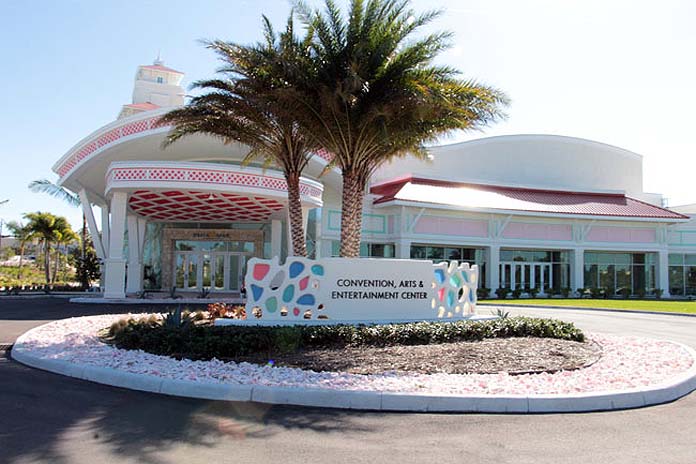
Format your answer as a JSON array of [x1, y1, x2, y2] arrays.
[[28, 179, 87, 259], [24, 212, 63, 285], [50, 217, 78, 283], [292, 0, 509, 256], [159, 14, 319, 257], [5, 221, 34, 279]]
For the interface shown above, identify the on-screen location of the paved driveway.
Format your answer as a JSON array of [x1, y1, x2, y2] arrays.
[[2, 299, 696, 464]]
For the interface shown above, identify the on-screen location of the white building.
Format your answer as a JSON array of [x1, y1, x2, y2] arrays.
[[52, 60, 696, 299]]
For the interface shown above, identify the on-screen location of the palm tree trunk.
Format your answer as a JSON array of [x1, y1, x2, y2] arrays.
[[339, 170, 365, 258], [16, 243, 24, 280], [286, 173, 307, 257], [52, 246, 59, 283], [43, 241, 51, 285]]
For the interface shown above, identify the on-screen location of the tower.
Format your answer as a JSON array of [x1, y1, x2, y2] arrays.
[[118, 55, 185, 119]]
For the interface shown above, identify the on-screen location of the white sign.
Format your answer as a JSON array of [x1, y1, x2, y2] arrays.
[[244, 257, 478, 322]]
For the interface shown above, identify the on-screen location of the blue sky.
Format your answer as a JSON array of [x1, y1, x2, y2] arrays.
[[1, 0, 695, 230]]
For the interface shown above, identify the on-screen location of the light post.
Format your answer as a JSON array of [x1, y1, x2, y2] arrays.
[[0, 199, 8, 252]]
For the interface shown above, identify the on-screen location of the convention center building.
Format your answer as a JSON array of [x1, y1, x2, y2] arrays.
[[53, 60, 696, 298]]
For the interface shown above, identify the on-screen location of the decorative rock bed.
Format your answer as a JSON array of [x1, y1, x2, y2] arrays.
[[11, 314, 696, 412]]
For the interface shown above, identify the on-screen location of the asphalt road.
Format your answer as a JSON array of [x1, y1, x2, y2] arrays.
[[1, 298, 696, 464]]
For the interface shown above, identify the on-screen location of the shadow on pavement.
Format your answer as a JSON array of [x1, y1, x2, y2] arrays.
[[0, 350, 375, 464]]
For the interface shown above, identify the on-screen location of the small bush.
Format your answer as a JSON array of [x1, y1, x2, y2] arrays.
[[495, 287, 510, 299], [477, 287, 491, 299], [511, 287, 523, 299], [106, 316, 586, 361]]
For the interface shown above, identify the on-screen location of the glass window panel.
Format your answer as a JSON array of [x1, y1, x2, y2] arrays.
[[669, 254, 684, 265], [187, 255, 198, 290], [461, 248, 476, 261], [616, 264, 631, 293], [214, 255, 225, 290], [598, 254, 614, 265], [229, 256, 240, 290], [686, 255, 696, 265], [536, 251, 551, 262], [584, 252, 599, 264], [410, 245, 426, 259], [331, 240, 341, 257], [428, 246, 444, 260], [383, 244, 395, 258], [687, 267, 696, 295], [632, 264, 646, 293], [445, 247, 462, 260], [175, 254, 185, 288], [500, 250, 513, 261], [475, 249, 486, 263], [599, 264, 615, 292], [243, 242, 254, 253], [584, 264, 597, 288], [669, 266, 684, 295], [359, 243, 369, 257], [201, 254, 211, 287], [632, 253, 645, 265], [614, 253, 631, 265]]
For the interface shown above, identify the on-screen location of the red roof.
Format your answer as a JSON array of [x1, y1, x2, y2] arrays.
[[370, 176, 688, 220], [124, 102, 161, 111], [141, 64, 183, 74]]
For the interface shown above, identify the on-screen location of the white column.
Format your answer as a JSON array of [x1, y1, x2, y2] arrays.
[[271, 219, 282, 258], [658, 249, 671, 297], [103, 192, 127, 299], [126, 215, 144, 293], [101, 205, 110, 255], [487, 245, 500, 290], [572, 248, 584, 292], [395, 239, 411, 259], [78, 190, 105, 260]]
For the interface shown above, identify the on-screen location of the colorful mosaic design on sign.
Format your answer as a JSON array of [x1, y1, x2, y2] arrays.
[[246, 257, 325, 319], [245, 258, 478, 320], [431, 261, 478, 318]]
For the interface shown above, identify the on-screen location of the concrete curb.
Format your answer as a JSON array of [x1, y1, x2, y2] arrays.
[[478, 303, 696, 318], [10, 322, 696, 413]]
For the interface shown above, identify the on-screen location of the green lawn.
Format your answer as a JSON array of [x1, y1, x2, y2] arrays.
[[481, 298, 696, 314]]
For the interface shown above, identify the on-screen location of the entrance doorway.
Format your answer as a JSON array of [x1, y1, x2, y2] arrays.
[[500, 262, 553, 292], [174, 251, 249, 292]]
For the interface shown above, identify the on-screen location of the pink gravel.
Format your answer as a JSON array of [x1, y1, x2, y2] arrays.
[[14, 315, 696, 396]]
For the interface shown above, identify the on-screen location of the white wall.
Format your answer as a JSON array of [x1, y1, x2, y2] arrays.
[[373, 135, 647, 197]]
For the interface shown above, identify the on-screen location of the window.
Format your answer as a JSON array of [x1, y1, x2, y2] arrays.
[[156, 76, 164, 84], [410, 244, 486, 287], [330, 241, 394, 258], [499, 249, 570, 292], [669, 254, 696, 296], [585, 252, 656, 295]]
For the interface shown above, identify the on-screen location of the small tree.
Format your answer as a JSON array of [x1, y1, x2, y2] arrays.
[[5, 221, 34, 279]]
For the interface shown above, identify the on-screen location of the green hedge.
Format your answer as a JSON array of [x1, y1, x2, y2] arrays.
[[106, 316, 585, 360]]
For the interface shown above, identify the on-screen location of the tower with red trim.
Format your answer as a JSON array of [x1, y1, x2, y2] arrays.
[[118, 54, 185, 119]]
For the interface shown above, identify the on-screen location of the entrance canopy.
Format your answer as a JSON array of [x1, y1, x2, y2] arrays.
[[106, 161, 323, 222]]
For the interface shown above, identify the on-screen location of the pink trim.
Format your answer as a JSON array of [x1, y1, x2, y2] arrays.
[[56, 116, 164, 178], [502, 223, 572, 241], [586, 226, 657, 243], [107, 166, 323, 203], [413, 216, 488, 237]]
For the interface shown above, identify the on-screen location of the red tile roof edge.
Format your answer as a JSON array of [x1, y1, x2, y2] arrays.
[[370, 176, 689, 220]]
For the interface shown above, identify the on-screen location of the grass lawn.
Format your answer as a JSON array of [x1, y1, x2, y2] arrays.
[[481, 298, 696, 315]]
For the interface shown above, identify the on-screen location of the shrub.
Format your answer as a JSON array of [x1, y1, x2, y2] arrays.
[[477, 287, 491, 299], [618, 287, 631, 299], [511, 287, 523, 299], [576, 288, 587, 298], [106, 316, 586, 361], [528, 287, 539, 298], [654, 288, 664, 299], [495, 287, 510, 299], [561, 287, 571, 298]]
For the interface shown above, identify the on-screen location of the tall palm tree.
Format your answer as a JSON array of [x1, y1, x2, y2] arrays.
[[159, 14, 319, 257], [24, 212, 63, 284], [292, 0, 509, 256], [5, 221, 34, 279], [28, 179, 87, 263]]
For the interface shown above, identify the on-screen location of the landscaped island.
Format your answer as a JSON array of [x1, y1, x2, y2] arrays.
[[103, 313, 594, 375]]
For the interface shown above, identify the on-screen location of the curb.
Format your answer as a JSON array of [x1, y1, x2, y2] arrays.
[[479, 303, 696, 318], [10, 322, 696, 413]]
